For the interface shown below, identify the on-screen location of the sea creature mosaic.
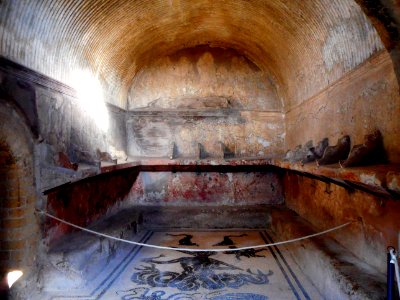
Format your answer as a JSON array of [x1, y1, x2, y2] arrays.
[[131, 251, 273, 291], [116, 287, 268, 300]]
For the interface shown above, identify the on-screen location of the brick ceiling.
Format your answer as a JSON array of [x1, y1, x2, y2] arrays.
[[0, 0, 384, 109]]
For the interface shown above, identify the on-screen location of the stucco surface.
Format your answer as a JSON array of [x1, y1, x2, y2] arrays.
[[284, 172, 400, 273], [128, 46, 281, 111], [127, 172, 283, 206], [127, 111, 284, 158], [285, 50, 400, 163]]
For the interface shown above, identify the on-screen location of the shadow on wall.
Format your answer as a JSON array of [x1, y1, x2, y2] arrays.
[[45, 167, 140, 244]]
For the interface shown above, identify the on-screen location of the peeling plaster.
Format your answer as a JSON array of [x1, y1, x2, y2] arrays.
[[323, 17, 383, 71]]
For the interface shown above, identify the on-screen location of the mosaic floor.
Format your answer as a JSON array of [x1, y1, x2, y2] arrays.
[[44, 230, 322, 300]]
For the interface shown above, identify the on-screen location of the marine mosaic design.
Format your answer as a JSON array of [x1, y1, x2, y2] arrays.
[[128, 232, 273, 296], [46, 231, 318, 300], [116, 287, 268, 300], [131, 251, 273, 291]]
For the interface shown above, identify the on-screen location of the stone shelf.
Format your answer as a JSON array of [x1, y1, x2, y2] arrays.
[[99, 156, 272, 173], [100, 157, 400, 197], [268, 159, 400, 198], [44, 156, 400, 198]]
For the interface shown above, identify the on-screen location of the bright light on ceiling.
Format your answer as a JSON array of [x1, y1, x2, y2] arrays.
[[70, 70, 109, 131]]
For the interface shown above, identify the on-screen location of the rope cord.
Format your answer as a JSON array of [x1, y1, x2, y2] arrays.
[[37, 209, 351, 253], [389, 248, 400, 298]]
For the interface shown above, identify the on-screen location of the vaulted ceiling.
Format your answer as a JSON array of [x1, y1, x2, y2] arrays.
[[0, 0, 385, 109]]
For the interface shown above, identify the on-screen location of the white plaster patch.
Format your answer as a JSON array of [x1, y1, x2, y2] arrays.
[[227, 173, 233, 182], [388, 176, 400, 193], [266, 123, 278, 130], [256, 137, 271, 148], [360, 174, 381, 186], [322, 14, 383, 71]]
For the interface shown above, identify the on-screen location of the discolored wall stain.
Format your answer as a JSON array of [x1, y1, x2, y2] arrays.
[[127, 172, 283, 206]]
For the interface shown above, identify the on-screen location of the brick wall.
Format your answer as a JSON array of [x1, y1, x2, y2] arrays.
[[0, 102, 37, 279]]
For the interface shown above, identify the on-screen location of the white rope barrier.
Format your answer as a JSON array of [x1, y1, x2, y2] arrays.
[[36, 209, 351, 253], [389, 248, 400, 298]]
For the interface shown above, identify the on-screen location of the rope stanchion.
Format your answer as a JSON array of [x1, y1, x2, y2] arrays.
[[36, 209, 351, 253]]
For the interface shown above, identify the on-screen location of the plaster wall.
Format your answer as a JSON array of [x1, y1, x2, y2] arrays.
[[45, 168, 139, 243], [44, 168, 283, 243], [126, 172, 283, 206], [127, 111, 284, 158], [128, 46, 281, 111], [35, 88, 128, 195], [36, 87, 126, 165], [127, 47, 284, 158], [284, 172, 400, 273], [0, 59, 128, 197], [285, 50, 400, 163]]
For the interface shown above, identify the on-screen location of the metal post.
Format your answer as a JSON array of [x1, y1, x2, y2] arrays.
[[388, 247, 395, 300]]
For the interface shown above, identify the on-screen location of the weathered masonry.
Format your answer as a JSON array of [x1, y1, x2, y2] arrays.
[[0, 1, 400, 299]]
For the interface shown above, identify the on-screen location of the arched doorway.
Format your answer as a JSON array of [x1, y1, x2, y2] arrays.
[[0, 100, 38, 296]]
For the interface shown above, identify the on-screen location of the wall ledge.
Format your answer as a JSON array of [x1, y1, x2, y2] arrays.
[[43, 156, 400, 199], [269, 159, 400, 198]]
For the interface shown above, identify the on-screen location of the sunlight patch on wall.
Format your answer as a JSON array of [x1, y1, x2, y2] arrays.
[[70, 70, 109, 131]]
